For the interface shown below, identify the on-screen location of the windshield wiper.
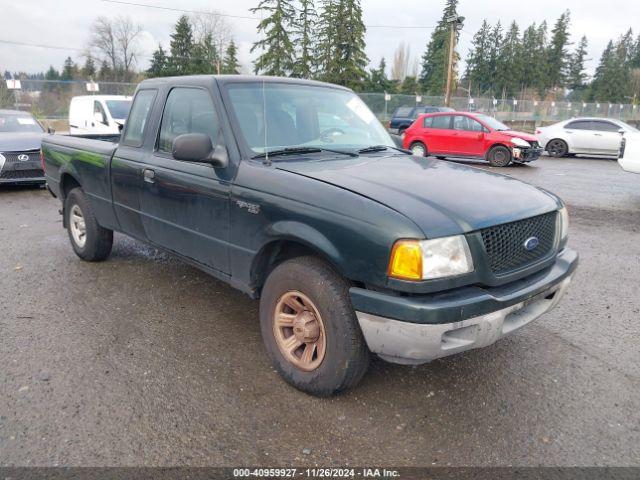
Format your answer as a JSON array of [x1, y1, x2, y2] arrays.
[[252, 146, 358, 160], [357, 145, 412, 155]]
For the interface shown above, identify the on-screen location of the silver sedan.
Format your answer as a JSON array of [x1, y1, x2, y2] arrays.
[[535, 117, 636, 158]]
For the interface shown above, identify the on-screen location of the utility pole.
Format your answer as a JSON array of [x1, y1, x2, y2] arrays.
[[444, 15, 464, 107]]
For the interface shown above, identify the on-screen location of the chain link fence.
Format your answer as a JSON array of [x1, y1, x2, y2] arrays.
[[2, 80, 639, 131], [359, 93, 640, 129]]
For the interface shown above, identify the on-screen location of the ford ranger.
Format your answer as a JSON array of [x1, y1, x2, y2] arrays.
[[42, 75, 578, 396]]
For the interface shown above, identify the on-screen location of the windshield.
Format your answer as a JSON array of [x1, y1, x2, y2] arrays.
[[105, 100, 132, 120], [0, 112, 44, 133], [476, 114, 510, 131], [226, 83, 394, 155]]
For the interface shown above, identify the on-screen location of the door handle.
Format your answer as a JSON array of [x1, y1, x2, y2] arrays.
[[594, 133, 603, 136], [143, 168, 156, 184]]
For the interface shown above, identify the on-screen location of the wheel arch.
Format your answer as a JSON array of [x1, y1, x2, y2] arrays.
[[250, 223, 346, 295], [59, 172, 82, 200], [545, 137, 570, 153], [485, 142, 512, 159]]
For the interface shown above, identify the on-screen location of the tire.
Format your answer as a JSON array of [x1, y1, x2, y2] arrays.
[[259, 256, 370, 396], [546, 139, 568, 158], [64, 187, 113, 261], [487, 145, 512, 167], [410, 141, 427, 157], [436, 155, 447, 160]]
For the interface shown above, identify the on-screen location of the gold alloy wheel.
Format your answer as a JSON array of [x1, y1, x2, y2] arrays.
[[273, 291, 327, 372]]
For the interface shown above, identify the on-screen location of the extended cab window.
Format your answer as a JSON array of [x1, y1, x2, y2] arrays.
[[158, 88, 221, 153], [122, 89, 156, 147]]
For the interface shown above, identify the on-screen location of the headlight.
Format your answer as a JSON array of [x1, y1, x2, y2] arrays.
[[559, 206, 569, 241], [388, 235, 474, 281], [511, 137, 531, 148]]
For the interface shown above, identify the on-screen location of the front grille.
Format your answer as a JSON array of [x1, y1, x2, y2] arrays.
[[529, 140, 540, 149], [480, 212, 557, 274], [0, 169, 44, 180], [2, 151, 40, 164]]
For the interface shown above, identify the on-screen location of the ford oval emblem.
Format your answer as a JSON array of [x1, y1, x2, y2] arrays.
[[523, 236, 540, 251]]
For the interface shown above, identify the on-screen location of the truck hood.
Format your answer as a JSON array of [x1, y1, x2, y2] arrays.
[[0, 132, 44, 152], [276, 154, 560, 238], [499, 130, 538, 143]]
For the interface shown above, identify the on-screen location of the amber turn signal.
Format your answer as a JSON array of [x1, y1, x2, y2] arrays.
[[388, 240, 423, 281]]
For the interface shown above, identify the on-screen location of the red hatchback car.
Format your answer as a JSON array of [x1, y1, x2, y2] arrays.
[[402, 112, 543, 167]]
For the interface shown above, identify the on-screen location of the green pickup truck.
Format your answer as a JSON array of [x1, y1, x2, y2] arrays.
[[42, 75, 577, 396]]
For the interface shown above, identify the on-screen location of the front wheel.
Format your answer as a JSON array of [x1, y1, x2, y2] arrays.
[[547, 139, 568, 158], [259, 256, 370, 396], [487, 145, 512, 167], [65, 188, 113, 261]]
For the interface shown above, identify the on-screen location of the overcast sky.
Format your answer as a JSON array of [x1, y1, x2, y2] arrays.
[[1, 0, 639, 79]]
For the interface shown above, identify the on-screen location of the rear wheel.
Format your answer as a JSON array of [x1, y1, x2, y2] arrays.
[[487, 145, 512, 167], [259, 256, 370, 396], [547, 139, 568, 157], [410, 141, 427, 157], [65, 188, 113, 261]]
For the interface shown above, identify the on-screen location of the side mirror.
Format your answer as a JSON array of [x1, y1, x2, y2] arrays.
[[618, 128, 625, 135], [172, 133, 228, 168], [47, 126, 55, 135]]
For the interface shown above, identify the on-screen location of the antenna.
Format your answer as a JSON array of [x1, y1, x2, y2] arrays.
[[262, 77, 270, 165]]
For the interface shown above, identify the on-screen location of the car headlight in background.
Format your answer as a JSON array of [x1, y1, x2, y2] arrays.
[[511, 137, 531, 148], [559, 206, 569, 241], [388, 235, 474, 281]]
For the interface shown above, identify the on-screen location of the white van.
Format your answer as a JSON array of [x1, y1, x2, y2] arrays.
[[69, 95, 132, 135]]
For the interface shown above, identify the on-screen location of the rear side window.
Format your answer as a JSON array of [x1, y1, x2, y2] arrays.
[[453, 115, 484, 132], [431, 115, 451, 129], [122, 89, 157, 147], [394, 107, 413, 117], [158, 88, 222, 153], [423, 116, 434, 128]]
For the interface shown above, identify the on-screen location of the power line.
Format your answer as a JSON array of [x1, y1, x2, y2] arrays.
[[0, 39, 85, 53], [100, 0, 439, 29]]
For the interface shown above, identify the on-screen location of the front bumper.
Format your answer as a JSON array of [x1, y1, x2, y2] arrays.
[[351, 248, 577, 364], [512, 146, 543, 163]]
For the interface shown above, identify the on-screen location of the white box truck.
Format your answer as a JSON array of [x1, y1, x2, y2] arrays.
[[68, 95, 132, 135]]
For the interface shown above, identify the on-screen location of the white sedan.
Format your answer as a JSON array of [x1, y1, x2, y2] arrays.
[[536, 117, 634, 158], [618, 132, 640, 173]]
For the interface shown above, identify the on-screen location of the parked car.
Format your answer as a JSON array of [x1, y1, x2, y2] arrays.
[[69, 95, 132, 135], [403, 111, 543, 167], [43, 75, 577, 396], [0, 109, 45, 185], [535, 117, 634, 158], [388, 105, 454, 135], [618, 131, 640, 173]]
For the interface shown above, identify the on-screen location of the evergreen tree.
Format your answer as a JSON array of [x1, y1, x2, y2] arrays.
[[45, 65, 60, 81], [546, 11, 571, 91], [147, 44, 168, 77], [630, 34, 640, 68], [464, 20, 492, 95], [292, 0, 317, 78], [61, 57, 77, 81], [250, 0, 296, 76], [532, 21, 549, 95], [316, 0, 339, 81], [222, 40, 241, 74], [567, 35, 588, 90], [335, 0, 368, 90], [487, 22, 503, 95], [419, 0, 459, 95], [191, 34, 218, 74], [398, 75, 419, 95], [366, 58, 393, 92], [495, 21, 523, 98], [99, 60, 112, 81], [82, 54, 96, 79], [169, 15, 195, 75]]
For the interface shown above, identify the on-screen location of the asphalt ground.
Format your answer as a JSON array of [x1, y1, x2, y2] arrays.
[[0, 155, 639, 467]]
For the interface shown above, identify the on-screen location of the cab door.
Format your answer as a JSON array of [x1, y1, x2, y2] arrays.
[[138, 86, 233, 274]]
